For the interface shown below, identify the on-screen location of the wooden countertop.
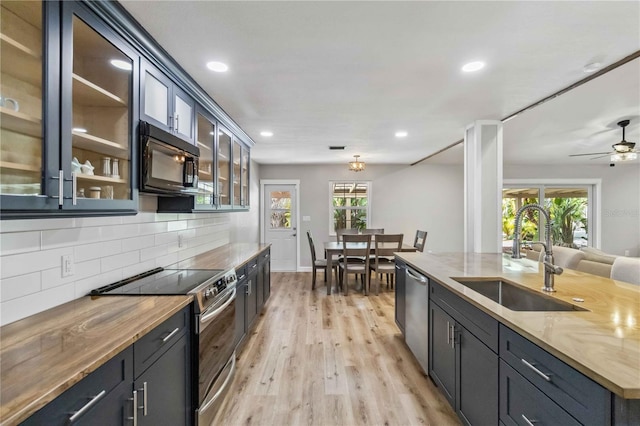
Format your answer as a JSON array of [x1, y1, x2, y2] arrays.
[[168, 242, 270, 270], [0, 295, 192, 425], [0, 242, 269, 425], [396, 251, 640, 399]]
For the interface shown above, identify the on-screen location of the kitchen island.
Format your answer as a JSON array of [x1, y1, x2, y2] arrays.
[[396, 251, 640, 424]]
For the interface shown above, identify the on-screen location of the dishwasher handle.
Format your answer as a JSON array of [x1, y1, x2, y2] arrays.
[[406, 268, 428, 284]]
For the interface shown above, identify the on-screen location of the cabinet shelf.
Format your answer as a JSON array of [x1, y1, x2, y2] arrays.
[[0, 32, 42, 87], [72, 131, 128, 158], [197, 141, 212, 151], [72, 73, 127, 107], [0, 107, 41, 137], [198, 170, 211, 177], [218, 176, 228, 181], [218, 152, 229, 160], [0, 161, 40, 172], [76, 174, 126, 184]]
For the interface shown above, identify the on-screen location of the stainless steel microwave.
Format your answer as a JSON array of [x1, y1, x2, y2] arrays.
[[140, 121, 199, 195]]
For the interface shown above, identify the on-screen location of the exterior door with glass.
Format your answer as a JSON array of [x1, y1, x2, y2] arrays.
[[264, 184, 297, 271]]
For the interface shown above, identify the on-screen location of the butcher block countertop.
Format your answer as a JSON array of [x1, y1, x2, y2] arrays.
[[396, 251, 640, 399], [0, 243, 269, 425], [0, 296, 191, 425]]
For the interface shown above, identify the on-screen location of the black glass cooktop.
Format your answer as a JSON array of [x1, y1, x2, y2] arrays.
[[91, 268, 223, 296]]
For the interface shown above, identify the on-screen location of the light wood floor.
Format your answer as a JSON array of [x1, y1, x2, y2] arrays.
[[216, 272, 460, 425]]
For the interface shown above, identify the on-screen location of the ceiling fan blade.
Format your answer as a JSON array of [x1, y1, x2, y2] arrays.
[[589, 154, 612, 160], [569, 152, 611, 157]]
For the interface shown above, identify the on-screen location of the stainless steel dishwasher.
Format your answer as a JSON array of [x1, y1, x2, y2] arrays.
[[405, 266, 429, 374]]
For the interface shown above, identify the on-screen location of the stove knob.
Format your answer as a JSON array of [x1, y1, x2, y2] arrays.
[[204, 287, 218, 300]]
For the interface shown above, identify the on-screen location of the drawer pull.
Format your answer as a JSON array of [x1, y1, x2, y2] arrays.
[[521, 358, 552, 382], [127, 390, 138, 426], [69, 390, 106, 422], [138, 381, 148, 416], [446, 321, 451, 345], [162, 327, 180, 343], [521, 414, 537, 426]]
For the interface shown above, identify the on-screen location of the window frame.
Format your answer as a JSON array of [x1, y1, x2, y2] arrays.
[[328, 180, 372, 236]]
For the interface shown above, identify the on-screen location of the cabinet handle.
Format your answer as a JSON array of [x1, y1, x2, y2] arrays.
[[71, 172, 77, 205], [450, 324, 455, 348], [169, 115, 173, 131], [175, 114, 179, 132], [251, 263, 257, 270], [138, 381, 148, 416], [521, 358, 552, 382], [521, 414, 537, 426], [68, 390, 106, 423], [50, 170, 64, 206], [162, 327, 180, 343], [238, 274, 246, 281], [247, 280, 252, 296], [446, 321, 451, 345], [127, 390, 138, 426]]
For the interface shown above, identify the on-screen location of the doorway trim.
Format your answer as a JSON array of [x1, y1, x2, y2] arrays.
[[260, 179, 301, 271]]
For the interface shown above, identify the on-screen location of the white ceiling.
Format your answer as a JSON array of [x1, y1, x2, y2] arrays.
[[120, 1, 640, 166]]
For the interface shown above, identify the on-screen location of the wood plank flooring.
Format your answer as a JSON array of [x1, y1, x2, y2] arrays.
[[216, 272, 460, 425]]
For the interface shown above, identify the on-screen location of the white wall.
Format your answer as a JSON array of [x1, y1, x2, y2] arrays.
[[504, 163, 640, 256], [259, 162, 464, 268], [0, 160, 261, 326]]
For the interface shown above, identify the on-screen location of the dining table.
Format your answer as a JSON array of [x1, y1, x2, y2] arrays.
[[322, 241, 418, 295]]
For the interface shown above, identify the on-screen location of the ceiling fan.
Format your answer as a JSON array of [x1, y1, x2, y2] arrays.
[[570, 119, 638, 161]]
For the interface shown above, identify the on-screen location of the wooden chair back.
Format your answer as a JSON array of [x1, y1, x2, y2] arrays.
[[361, 228, 384, 235], [336, 228, 359, 242], [414, 230, 427, 252], [341, 234, 372, 259], [374, 234, 403, 259], [306, 230, 317, 263]]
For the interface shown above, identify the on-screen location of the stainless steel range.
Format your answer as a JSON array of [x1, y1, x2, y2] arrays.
[[91, 267, 237, 426]]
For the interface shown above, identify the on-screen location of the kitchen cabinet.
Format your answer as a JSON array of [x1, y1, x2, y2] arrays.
[[1, 0, 139, 217], [246, 257, 259, 330], [194, 109, 216, 209], [259, 248, 271, 304], [394, 260, 406, 334], [140, 59, 195, 144], [234, 263, 248, 350], [23, 306, 191, 425], [232, 139, 250, 208], [429, 280, 499, 426], [217, 126, 233, 208]]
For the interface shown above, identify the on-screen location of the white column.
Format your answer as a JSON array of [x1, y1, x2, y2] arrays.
[[464, 120, 503, 253]]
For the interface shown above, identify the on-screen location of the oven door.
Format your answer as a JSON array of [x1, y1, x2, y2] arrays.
[[197, 285, 236, 422]]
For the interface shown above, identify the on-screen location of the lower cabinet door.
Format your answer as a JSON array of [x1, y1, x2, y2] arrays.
[[500, 360, 580, 426], [429, 302, 456, 406], [457, 326, 498, 426], [395, 261, 406, 334], [134, 334, 191, 426], [234, 278, 247, 348]]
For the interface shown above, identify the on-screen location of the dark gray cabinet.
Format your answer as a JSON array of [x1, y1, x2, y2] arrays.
[[246, 258, 259, 330], [234, 264, 248, 349], [23, 307, 191, 425], [429, 280, 499, 426], [394, 260, 406, 334], [258, 248, 271, 306]]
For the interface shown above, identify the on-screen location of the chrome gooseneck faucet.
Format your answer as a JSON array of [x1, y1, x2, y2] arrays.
[[511, 203, 563, 292]]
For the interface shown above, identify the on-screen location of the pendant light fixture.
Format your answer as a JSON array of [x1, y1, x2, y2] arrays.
[[349, 155, 365, 172]]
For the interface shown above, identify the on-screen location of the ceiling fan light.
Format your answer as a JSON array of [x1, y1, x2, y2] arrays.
[[611, 152, 637, 162]]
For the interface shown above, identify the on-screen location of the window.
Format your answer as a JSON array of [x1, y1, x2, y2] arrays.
[[329, 181, 370, 234], [502, 183, 595, 255]]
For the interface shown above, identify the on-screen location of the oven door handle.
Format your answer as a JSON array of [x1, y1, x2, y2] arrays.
[[200, 355, 236, 413], [200, 287, 236, 325]]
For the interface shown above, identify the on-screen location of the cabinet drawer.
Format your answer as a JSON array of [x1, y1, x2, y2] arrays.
[[246, 257, 259, 276], [23, 346, 133, 425], [235, 264, 248, 282], [500, 360, 581, 426], [258, 248, 270, 265], [499, 325, 610, 425], [134, 306, 190, 378], [430, 280, 499, 352]]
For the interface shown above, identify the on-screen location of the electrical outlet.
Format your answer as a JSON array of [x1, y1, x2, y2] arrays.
[[62, 254, 74, 278], [178, 235, 184, 248]]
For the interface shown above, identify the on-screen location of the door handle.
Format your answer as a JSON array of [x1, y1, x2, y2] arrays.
[[292, 233, 297, 237]]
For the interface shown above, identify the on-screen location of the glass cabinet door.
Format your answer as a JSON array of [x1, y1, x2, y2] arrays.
[[233, 140, 241, 207], [217, 127, 232, 207], [174, 87, 194, 142], [241, 145, 250, 206], [195, 112, 214, 208], [64, 4, 136, 207], [142, 65, 170, 129], [0, 1, 44, 199]]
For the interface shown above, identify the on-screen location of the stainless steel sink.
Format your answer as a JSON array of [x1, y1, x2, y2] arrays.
[[451, 278, 588, 312]]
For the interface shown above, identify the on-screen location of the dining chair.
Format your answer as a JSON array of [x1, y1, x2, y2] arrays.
[[361, 228, 384, 235], [414, 230, 427, 252], [306, 230, 336, 290], [336, 228, 359, 242], [369, 234, 403, 295], [339, 234, 372, 295]]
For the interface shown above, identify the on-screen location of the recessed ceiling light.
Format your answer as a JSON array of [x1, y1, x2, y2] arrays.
[[583, 62, 602, 73], [110, 59, 132, 71], [461, 61, 485, 72], [72, 127, 87, 133], [395, 131, 408, 138], [206, 61, 229, 72], [260, 131, 273, 137]]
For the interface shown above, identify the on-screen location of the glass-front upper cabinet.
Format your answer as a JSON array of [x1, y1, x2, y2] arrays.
[[217, 126, 232, 208], [141, 59, 195, 144], [195, 111, 215, 209], [0, 1, 45, 205], [240, 144, 250, 207], [61, 2, 138, 211], [232, 140, 242, 207]]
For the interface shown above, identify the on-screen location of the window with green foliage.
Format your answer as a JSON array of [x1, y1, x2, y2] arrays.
[[330, 181, 370, 233]]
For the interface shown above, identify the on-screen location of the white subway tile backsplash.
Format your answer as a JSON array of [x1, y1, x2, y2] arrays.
[[100, 223, 140, 241], [101, 251, 141, 272], [138, 221, 168, 236], [121, 235, 155, 251], [121, 259, 157, 279], [167, 220, 188, 232], [140, 245, 168, 262], [41, 259, 101, 291], [155, 252, 179, 268], [1, 282, 75, 325], [0, 272, 41, 302], [1, 247, 72, 280], [154, 231, 178, 246], [74, 240, 122, 263], [75, 215, 124, 228], [0, 217, 75, 233], [42, 227, 102, 250], [0, 231, 41, 256], [74, 268, 124, 298]]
